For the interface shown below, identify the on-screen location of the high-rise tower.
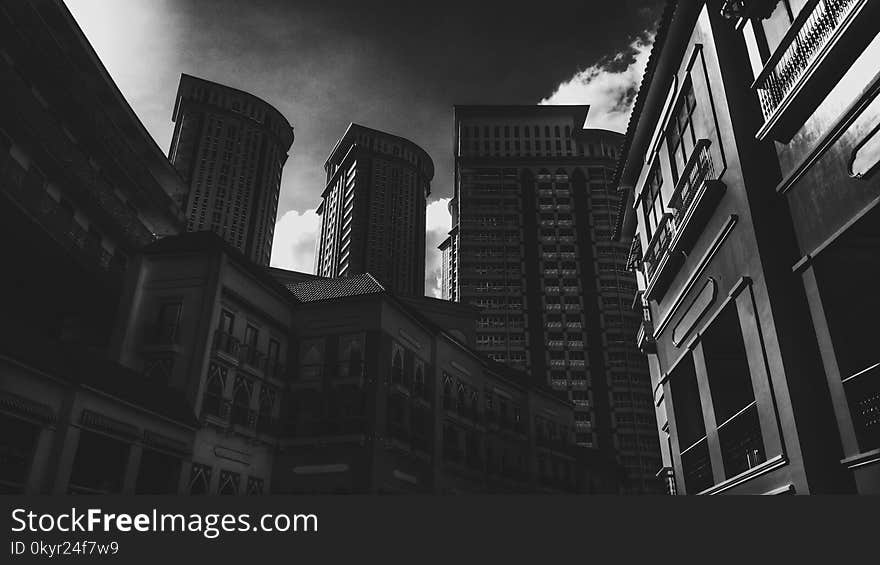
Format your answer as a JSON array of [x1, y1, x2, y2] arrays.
[[315, 123, 433, 296], [168, 74, 294, 266], [440, 105, 662, 493]]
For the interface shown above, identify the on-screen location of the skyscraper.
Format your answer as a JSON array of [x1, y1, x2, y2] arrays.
[[315, 123, 433, 296], [440, 105, 662, 492], [168, 74, 294, 266]]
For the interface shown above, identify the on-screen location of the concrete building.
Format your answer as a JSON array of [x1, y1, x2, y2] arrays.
[[440, 105, 662, 493], [0, 0, 188, 493], [168, 73, 294, 266], [4, 229, 622, 494], [614, 0, 880, 494], [315, 123, 433, 297]]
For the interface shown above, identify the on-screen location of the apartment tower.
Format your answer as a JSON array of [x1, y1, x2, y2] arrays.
[[168, 74, 294, 266], [315, 123, 433, 297], [440, 105, 662, 492]]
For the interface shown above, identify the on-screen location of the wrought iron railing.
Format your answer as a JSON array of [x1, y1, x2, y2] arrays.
[[668, 139, 715, 221], [753, 0, 859, 122], [842, 362, 880, 452], [642, 215, 675, 281]]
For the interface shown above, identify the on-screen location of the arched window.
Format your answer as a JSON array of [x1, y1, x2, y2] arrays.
[[565, 125, 571, 137], [339, 334, 364, 377], [188, 463, 212, 495], [545, 126, 551, 137], [218, 470, 240, 495], [555, 126, 561, 137], [391, 348, 403, 385], [257, 386, 275, 431], [203, 364, 226, 417], [442, 374, 453, 408], [231, 376, 252, 427]]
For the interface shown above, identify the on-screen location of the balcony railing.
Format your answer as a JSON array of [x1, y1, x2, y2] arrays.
[[238, 344, 266, 371], [843, 362, 880, 453], [717, 402, 766, 479], [213, 330, 240, 357], [642, 140, 723, 295], [642, 215, 675, 282], [144, 322, 179, 346], [668, 139, 715, 220], [202, 394, 231, 421], [753, 0, 860, 130]]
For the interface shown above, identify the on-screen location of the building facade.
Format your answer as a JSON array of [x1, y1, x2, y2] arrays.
[[615, 0, 880, 494], [168, 74, 294, 266], [315, 123, 433, 297], [0, 0, 189, 493], [3, 228, 621, 495], [440, 106, 662, 493], [731, 0, 880, 492]]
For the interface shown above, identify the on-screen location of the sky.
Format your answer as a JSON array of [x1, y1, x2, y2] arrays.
[[64, 0, 662, 296]]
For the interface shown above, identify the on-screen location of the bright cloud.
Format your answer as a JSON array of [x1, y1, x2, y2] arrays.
[[540, 32, 654, 133], [270, 208, 321, 273], [424, 198, 452, 298]]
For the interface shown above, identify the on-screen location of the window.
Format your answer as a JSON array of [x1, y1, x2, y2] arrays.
[[667, 78, 697, 183], [640, 161, 664, 241], [339, 334, 364, 377], [267, 338, 281, 372], [155, 301, 182, 344], [231, 376, 253, 427], [702, 305, 765, 478], [670, 354, 711, 494], [218, 470, 240, 495], [299, 339, 324, 381], [203, 363, 226, 417], [242, 324, 260, 365], [391, 345, 403, 385], [218, 310, 235, 334], [189, 463, 212, 495]]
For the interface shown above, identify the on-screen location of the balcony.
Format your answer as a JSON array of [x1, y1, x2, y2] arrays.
[[636, 319, 656, 354], [752, 0, 870, 140], [213, 330, 240, 359], [1, 158, 127, 279], [643, 140, 725, 299], [143, 322, 180, 347], [843, 362, 880, 453], [201, 393, 231, 424]]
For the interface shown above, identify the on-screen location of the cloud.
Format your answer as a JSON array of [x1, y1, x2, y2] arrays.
[[540, 32, 654, 133], [270, 208, 321, 273], [424, 198, 452, 298]]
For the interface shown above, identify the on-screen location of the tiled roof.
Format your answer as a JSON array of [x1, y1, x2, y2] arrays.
[[286, 273, 386, 303], [611, 0, 678, 190], [611, 0, 678, 241]]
